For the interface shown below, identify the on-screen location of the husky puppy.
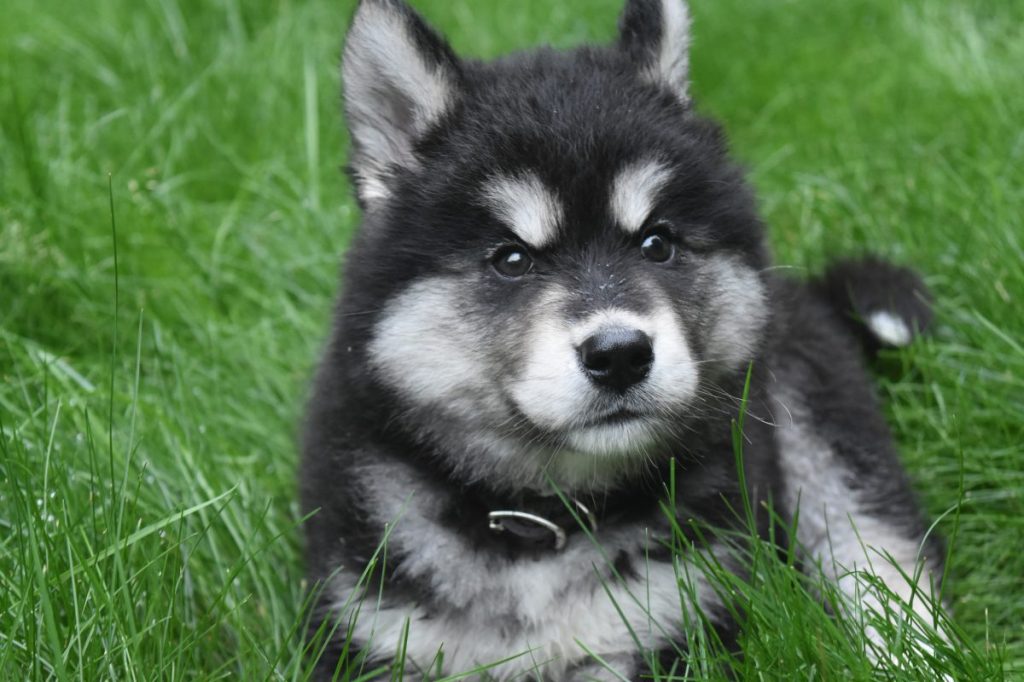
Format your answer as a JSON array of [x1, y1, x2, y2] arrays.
[[301, 0, 944, 678]]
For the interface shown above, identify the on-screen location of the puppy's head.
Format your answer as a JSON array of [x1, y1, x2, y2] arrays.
[[337, 0, 770, 488]]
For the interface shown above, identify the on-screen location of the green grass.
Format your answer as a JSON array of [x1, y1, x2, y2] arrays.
[[1, 0, 1022, 678]]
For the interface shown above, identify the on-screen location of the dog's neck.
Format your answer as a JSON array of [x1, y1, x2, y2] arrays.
[[428, 456, 675, 556]]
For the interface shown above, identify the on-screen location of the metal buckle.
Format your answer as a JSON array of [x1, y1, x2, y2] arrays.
[[487, 498, 599, 551], [488, 510, 568, 550], [574, 499, 599, 534]]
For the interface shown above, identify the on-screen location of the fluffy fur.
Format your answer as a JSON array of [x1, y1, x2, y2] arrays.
[[301, 1, 945, 679]]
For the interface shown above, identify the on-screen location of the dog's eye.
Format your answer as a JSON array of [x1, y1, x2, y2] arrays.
[[491, 245, 534, 278], [640, 223, 675, 263]]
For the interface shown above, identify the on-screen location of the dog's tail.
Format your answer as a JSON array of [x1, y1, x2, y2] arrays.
[[813, 256, 933, 355]]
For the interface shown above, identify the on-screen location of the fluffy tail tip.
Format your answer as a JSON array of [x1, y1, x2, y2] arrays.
[[816, 256, 933, 352]]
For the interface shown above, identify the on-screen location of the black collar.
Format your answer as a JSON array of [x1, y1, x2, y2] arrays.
[[441, 472, 668, 555], [486, 492, 599, 551]]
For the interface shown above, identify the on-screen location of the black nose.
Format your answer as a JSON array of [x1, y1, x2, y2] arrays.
[[579, 328, 654, 392]]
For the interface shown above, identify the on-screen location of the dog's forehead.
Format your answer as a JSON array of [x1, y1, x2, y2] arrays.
[[440, 52, 703, 242], [462, 59, 676, 172]]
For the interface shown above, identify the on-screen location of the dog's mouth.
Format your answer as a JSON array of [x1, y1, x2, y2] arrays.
[[502, 385, 666, 456], [558, 407, 666, 457], [582, 408, 644, 428]]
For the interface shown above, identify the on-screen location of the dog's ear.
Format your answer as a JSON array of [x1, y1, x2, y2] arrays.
[[618, 0, 692, 104], [342, 0, 462, 207]]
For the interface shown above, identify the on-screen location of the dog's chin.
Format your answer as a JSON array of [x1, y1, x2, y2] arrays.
[[561, 415, 665, 457]]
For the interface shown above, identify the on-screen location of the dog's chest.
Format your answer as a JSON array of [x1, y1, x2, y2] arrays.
[[340, 535, 692, 679]]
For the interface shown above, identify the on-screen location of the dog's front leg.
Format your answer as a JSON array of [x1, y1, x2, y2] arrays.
[[774, 398, 947, 660]]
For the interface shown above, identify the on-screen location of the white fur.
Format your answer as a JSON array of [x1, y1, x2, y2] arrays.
[[703, 256, 769, 369], [609, 160, 674, 234], [649, 0, 692, 101], [772, 393, 944, 656], [355, 173, 392, 204], [368, 277, 501, 416], [867, 311, 912, 347], [332, 460, 718, 680], [483, 172, 564, 249], [343, 1, 455, 204]]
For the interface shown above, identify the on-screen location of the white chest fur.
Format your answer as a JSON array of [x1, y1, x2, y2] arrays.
[[333, 542, 699, 680]]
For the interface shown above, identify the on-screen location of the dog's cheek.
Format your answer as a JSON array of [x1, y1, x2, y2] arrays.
[[700, 255, 769, 370], [368, 275, 505, 415], [644, 302, 701, 408]]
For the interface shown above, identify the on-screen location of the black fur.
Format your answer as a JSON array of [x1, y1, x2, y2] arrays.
[[618, 0, 676, 79], [813, 256, 934, 354]]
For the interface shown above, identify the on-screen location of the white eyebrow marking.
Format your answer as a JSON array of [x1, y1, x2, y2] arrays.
[[610, 160, 674, 233], [482, 172, 563, 249]]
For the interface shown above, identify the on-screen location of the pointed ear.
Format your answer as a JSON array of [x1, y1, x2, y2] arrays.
[[342, 0, 462, 207], [618, 0, 692, 104]]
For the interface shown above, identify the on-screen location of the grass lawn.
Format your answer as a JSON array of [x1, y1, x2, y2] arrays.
[[2, 0, 1022, 678]]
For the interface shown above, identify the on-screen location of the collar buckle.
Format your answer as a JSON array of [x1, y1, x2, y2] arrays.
[[488, 510, 567, 550], [487, 498, 598, 552]]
